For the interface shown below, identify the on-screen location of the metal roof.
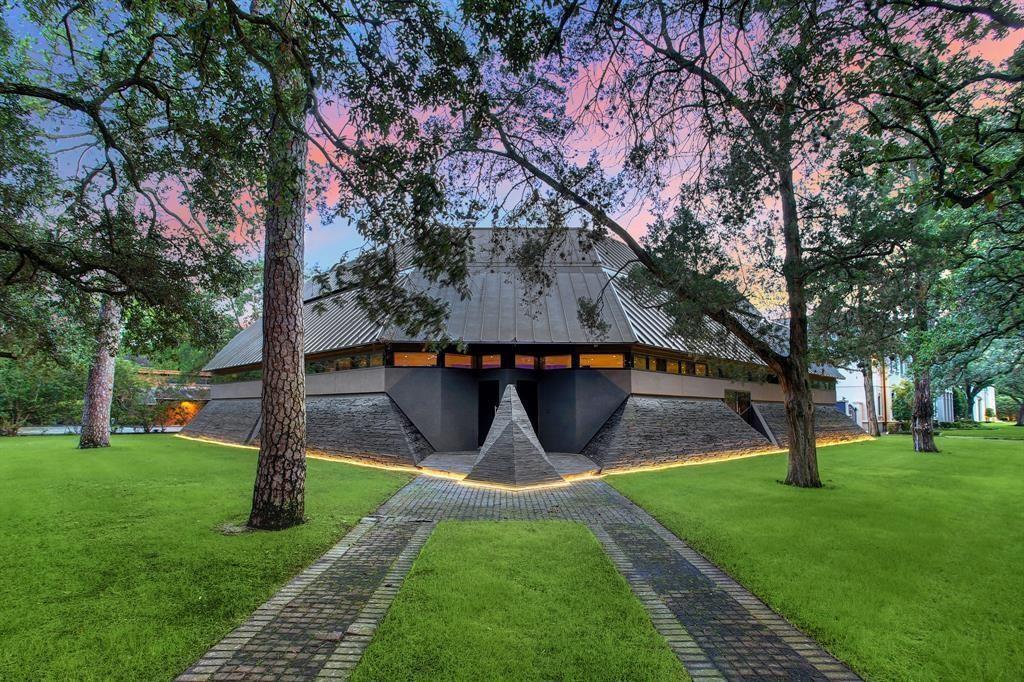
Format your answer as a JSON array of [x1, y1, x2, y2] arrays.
[[205, 228, 829, 375]]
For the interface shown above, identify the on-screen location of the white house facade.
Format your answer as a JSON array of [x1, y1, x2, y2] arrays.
[[836, 358, 957, 431], [972, 386, 998, 422]]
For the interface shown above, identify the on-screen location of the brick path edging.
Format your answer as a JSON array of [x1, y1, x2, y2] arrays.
[[179, 476, 861, 681]]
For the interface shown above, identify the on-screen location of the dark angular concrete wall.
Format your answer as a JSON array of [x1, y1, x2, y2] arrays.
[[304, 393, 433, 466], [583, 396, 774, 471], [538, 370, 630, 453], [752, 402, 866, 448], [387, 368, 478, 451], [182, 398, 261, 444]]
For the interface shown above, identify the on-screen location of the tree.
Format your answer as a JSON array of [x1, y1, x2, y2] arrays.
[[0, 355, 85, 435], [2, 4, 257, 448], [436, 0, 1014, 485]]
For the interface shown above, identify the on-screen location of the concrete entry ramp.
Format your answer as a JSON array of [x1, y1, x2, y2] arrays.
[[464, 384, 566, 488]]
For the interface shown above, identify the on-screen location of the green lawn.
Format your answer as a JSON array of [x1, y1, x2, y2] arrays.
[[352, 521, 687, 681], [608, 436, 1024, 681], [0, 435, 411, 681], [940, 421, 1024, 440]]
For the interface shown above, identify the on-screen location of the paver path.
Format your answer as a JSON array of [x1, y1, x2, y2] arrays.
[[180, 477, 859, 681]]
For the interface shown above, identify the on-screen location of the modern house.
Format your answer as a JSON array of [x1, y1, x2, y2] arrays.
[[836, 358, 958, 430], [184, 229, 865, 481]]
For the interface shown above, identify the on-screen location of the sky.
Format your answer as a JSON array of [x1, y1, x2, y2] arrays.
[[6, 5, 1020, 275]]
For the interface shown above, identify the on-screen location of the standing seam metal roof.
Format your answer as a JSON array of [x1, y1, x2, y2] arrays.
[[204, 229, 783, 371]]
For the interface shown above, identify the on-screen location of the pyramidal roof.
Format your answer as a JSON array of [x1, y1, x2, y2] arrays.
[[464, 384, 565, 488], [204, 228, 774, 372]]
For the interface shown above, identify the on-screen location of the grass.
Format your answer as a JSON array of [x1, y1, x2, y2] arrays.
[[608, 436, 1024, 681], [0, 434, 411, 681], [351, 521, 687, 682], [940, 421, 1024, 440]]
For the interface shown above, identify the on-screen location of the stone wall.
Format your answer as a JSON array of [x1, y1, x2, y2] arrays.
[[182, 398, 261, 444], [752, 402, 866, 448], [304, 394, 433, 466], [183, 394, 433, 466], [583, 396, 775, 471]]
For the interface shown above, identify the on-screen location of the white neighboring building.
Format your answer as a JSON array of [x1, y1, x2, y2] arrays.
[[836, 358, 956, 431], [972, 386, 997, 422]]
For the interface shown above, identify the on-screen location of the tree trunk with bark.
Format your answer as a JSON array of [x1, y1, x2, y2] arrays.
[[79, 297, 123, 448], [780, 363, 821, 487], [1015, 402, 1023, 426], [860, 358, 880, 436], [248, 12, 309, 531], [912, 369, 939, 451], [910, 276, 938, 452], [777, 162, 821, 487]]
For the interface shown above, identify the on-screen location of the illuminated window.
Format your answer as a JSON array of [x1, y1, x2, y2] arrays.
[[515, 354, 536, 370], [393, 352, 437, 367], [633, 354, 649, 370], [694, 362, 708, 377], [480, 354, 502, 369], [541, 354, 572, 370], [444, 353, 474, 369], [579, 353, 624, 368], [666, 359, 680, 374]]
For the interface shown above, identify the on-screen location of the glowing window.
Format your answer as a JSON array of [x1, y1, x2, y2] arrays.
[[541, 354, 572, 370], [666, 359, 680, 374], [444, 353, 474, 369], [579, 353, 624, 368], [682, 361, 694, 375], [515, 354, 536, 370], [633, 354, 649, 370], [480, 354, 502, 369], [393, 352, 437, 367], [695, 363, 708, 377]]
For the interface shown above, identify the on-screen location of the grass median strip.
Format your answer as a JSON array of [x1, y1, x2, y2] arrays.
[[351, 520, 688, 681]]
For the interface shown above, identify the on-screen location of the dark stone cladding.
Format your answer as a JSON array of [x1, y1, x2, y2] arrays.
[[182, 393, 433, 466], [583, 396, 774, 471], [465, 384, 564, 487], [182, 398, 260, 444], [303, 394, 433, 466], [753, 401, 866, 448]]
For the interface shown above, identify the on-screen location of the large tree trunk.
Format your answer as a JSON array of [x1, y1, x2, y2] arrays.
[[964, 383, 981, 420], [248, 22, 309, 531], [79, 297, 123, 448], [911, 276, 938, 452], [912, 369, 939, 452], [1015, 402, 1023, 426], [860, 359, 880, 437], [777, 162, 821, 488], [780, 364, 821, 487]]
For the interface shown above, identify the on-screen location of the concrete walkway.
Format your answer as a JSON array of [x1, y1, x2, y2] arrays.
[[179, 477, 859, 681]]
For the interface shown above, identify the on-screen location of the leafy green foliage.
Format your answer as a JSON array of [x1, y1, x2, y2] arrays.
[[0, 356, 85, 434]]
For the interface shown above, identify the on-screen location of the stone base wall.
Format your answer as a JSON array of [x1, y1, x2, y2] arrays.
[[583, 396, 775, 471], [304, 394, 433, 466], [752, 402, 866, 448], [183, 394, 433, 466], [182, 398, 261, 444]]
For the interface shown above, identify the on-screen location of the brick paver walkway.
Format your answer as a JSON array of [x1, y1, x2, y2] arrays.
[[180, 477, 859, 681]]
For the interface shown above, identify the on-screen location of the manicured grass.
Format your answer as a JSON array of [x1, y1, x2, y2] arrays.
[[940, 421, 1024, 440], [0, 435, 411, 681], [352, 521, 687, 681], [608, 436, 1024, 681]]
